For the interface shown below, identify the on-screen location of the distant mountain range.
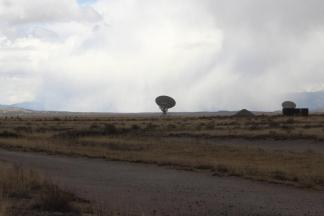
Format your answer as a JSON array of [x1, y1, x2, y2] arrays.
[[1, 90, 324, 115], [0, 104, 274, 117], [0, 104, 33, 114], [11, 101, 44, 111]]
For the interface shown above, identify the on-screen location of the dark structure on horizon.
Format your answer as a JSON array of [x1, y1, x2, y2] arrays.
[[281, 101, 308, 116], [155, 95, 176, 115], [233, 109, 255, 117], [282, 108, 309, 116]]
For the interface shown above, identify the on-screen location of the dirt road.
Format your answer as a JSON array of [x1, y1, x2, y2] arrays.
[[0, 149, 323, 216]]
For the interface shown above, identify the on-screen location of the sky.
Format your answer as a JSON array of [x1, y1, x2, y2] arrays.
[[0, 0, 324, 112], [78, 0, 96, 5]]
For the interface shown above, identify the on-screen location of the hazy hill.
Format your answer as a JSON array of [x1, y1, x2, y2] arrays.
[[0, 104, 33, 114], [11, 101, 43, 111]]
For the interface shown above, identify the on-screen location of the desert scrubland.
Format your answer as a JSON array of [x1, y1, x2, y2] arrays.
[[0, 161, 95, 216], [0, 114, 323, 189]]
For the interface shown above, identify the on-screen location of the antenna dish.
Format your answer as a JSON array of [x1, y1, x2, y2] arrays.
[[155, 95, 176, 115], [282, 101, 296, 109]]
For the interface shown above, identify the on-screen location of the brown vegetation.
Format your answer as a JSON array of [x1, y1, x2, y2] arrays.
[[0, 115, 323, 189], [0, 162, 94, 216]]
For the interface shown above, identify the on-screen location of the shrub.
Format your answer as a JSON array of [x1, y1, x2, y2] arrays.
[[14, 126, 33, 133], [0, 164, 91, 215], [0, 131, 19, 138], [215, 164, 229, 173], [103, 123, 118, 134], [167, 124, 176, 130], [205, 122, 215, 130], [145, 123, 158, 130], [271, 170, 288, 181], [0, 166, 37, 199], [55, 123, 120, 139], [33, 183, 77, 213], [130, 124, 140, 131], [89, 123, 100, 130]]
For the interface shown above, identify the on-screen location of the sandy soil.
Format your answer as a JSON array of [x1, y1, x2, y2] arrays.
[[0, 149, 323, 216]]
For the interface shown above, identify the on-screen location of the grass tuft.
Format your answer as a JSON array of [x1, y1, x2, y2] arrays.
[[0, 162, 93, 216]]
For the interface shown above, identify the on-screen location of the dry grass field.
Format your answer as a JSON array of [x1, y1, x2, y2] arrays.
[[0, 161, 95, 216], [0, 114, 323, 190]]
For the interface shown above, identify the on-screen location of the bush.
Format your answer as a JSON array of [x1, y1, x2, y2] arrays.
[[0, 166, 38, 199], [33, 184, 77, 213], [55, 123, 120, 139], [0, 164, 81, 215], [145, 123, 158, 130], [167, 124, 176, 130], [103, 123, 118, 134], [89, 123, 100, 129], [205, 122, 215, 130], [271, 170, 288, 181], [0, 131, 20, 138], [130, 124, 140, 131], [14, 126, 33, 133]]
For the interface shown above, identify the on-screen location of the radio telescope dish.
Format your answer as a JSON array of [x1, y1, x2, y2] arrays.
[[155, 95, 176, 115], [282, 101, 296, 109]]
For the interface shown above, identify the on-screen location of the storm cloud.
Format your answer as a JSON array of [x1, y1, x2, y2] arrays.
[[0, 0, 324, 112]]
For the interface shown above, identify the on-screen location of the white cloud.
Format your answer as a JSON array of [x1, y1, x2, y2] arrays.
[[0, 0, 100, 25], [0, 0, 324, 112]]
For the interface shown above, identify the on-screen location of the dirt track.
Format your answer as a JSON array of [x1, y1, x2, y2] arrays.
[[0, 149, 323, 216]]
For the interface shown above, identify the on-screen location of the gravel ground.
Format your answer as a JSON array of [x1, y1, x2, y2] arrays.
[[0, 149, 323, 216]]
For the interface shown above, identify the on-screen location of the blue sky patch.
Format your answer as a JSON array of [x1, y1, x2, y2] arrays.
[[77, 0, 96, 5]]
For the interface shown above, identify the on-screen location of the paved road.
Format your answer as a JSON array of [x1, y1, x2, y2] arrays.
[[0, 149, 323, 216]]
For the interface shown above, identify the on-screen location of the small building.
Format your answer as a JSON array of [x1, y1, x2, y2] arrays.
[[282, 108, 309, 116]]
